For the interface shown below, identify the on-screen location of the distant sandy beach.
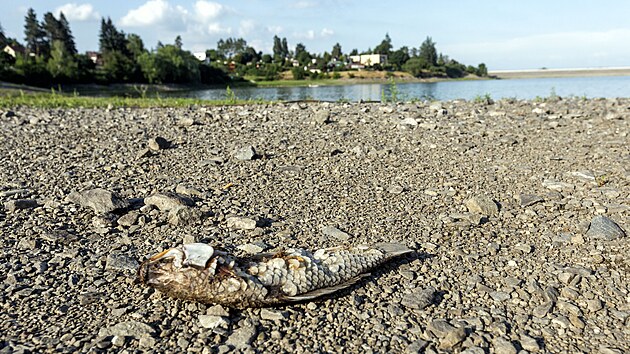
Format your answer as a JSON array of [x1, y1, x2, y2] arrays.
[[490, 67, 630, 79]]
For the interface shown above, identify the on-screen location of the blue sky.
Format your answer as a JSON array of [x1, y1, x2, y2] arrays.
[[1, 0, 630, 70]]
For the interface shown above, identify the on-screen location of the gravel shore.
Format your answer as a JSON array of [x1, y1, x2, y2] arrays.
[[1, 98, 628, 353]]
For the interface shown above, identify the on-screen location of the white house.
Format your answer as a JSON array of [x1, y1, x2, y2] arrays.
[[193, 52, 208, 63], [349, 54, 387, 67]]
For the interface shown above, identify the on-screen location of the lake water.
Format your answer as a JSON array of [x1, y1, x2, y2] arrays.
[[172, 75, 630, 102]]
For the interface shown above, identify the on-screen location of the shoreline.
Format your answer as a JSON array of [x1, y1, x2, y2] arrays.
[[490, 67, 630, 79]]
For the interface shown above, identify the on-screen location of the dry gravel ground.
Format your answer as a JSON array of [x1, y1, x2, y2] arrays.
[[1, 98, 629, 354]]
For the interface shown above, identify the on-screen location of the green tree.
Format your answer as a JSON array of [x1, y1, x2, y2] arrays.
[[175, 35, 183, 49], [138, 43, 200, 84], [24, 8, 48, 57], [476, 63, 488, 77], [331, 42, 342, 59], [43, 12, 77, 55], [291, 66, 305, 80], [217, 37, 247, 59], [99, 17, 128, 54], [58, 13, 77, 54], [126, 33, 145, 59], [0, 22, 7, 47], [419, 36, 437, 67], [389, 46, 410, 70], [47, 40, 79, 82], [402, 57, 428, 76], [374, 33, 392, 55]]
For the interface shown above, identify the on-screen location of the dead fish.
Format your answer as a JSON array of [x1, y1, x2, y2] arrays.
[[137, 242, 412, 308]]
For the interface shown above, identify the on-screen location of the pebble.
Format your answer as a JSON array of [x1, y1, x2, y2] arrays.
[[464, 195, 499, 216], [227, 216, 257, 230], [168, 206, 203, 226], [401, 286, 436, 310], [98, 321, 155, 339], [234, 145, 257, 161], [320, 225, 351, 241], [67, 188, 130, 214], [148, 137, 170, 151], [144, 192, 194, 211], [492, 336, 517, 354], [105, 253, 139, 271], [260, 309, 287, 321], [199, 315, 229, 329], [313, 110, 331, 124], [586, 216, 626, 240], [226, 319, 257, 349], [438, 327, 467, 349], [517, 194, 544, 207]]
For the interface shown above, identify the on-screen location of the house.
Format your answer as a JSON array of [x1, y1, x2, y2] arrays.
[[86, 51, 103, 65], [3, 44, 27, 58], [193, 52, 209, 63], [349, 54, 387, 67]]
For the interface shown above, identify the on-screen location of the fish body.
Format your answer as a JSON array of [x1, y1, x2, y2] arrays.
[[138, 242, 412, 308]]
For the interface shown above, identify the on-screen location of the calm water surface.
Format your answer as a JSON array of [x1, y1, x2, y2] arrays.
[[173, 75, 630, 102]]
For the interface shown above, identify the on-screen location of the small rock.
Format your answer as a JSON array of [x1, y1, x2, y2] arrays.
[[136, 148, 152, 159], [405, 339, 429, 353], [517, 194, 544, 207], [428, 319, 456, 338], [520, 333, 540, 352], [387, 184, 405, 194], [148, 137, 170, 151], [399, 117, 418, 128], [226, 319, 257, 349], [515, 243, 533, 253], [542, 180, 574, 192], [98, 321, 155, 338], [139, 335, 156, 348], [199, 315, 229, 329], [586, 299, 603, 312], [144, 192, 194, 211], [533, 301, 553, 318], [237, 243, 266, 254], [105, 253, 139, 271], [493, 337, 517, 354], [320, 225, 350, 241], [111, 335, 125, 347], [175, 184, 203, 197], [401, 286, 436, 310], [234, 145, 257, 161], [260, 308, 287, 321], [168, 206, 203, 226], [439, 327, 467, 350], [464, 195, 499, 216], [4, 199, 39, 212], [598, 346, 623, 354], [227, 216, 257, 230], [117, 211, 140, 227], [207, 304, 230, 317], [67, 188, 130, 214], [489, 291, 511, 302], [586, 215, 625, 240], [178, 117, 196, 127], [313, 110, 331, 124]]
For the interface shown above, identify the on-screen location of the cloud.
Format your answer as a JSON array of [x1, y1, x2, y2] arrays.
[[320, 28, 334, 37], [120, 0, 180, 27], [194, 1, 225, 22], [54, 3, 100, 21], [290, 1, 317, 9], [207, 23, 231, 35], [238, 20, 255, 36], [267, 25, 284, 35], [443, 29, 630, 70]]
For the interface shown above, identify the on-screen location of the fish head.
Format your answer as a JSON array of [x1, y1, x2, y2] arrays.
[[137, 243, 216, 287]]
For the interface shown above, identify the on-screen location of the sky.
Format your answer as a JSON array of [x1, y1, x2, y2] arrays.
[[1, 0, 630, 70]]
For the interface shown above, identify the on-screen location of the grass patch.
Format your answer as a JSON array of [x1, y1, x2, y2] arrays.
[[0, 89, 269, 108]]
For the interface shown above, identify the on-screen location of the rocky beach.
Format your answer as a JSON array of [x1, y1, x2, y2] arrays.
[[1, 98, 628, 353]]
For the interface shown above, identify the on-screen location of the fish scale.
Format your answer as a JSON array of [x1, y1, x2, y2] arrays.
[[138, 242, 412, 308]]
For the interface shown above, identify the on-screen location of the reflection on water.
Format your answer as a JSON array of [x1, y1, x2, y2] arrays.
[[170, 76, 630, 102]]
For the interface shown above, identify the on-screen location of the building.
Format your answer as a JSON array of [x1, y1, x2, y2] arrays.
[[193, 52, 209, 63], [3, 44, 27, 58], [85, 51, 103, 66], [349, 54, 387, 67]]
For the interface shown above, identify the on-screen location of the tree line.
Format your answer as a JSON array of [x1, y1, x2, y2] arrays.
[[0, 8, 487, 88]]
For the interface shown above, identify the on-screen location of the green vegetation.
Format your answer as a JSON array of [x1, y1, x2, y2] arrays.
[[0, 89, 267, 108], [0, 8, 490, 93]]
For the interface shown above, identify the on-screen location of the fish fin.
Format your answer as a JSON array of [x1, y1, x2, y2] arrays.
[[374, 242, 413, 258], [282, 273, 371, 302]]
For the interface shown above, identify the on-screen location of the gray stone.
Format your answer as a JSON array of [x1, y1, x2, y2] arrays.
[[206, 304, 230, 317], [227, 216, 257, 230], [148, 137, 170, 151], [520, 334, 540, 352], [98, 321, 155, 338], [4, 199, 39, 212], [136, 148, 152, 159], [428, 319, 456, 338], [493, 337, 517, 354], [439, 327, 467, 349], [199, 315, 229, 329], [464, 195, 499, 216], [67, 188, 129, 214], [401, 286, 436, 310], [399, 117, 418, 128], [175, 184, 203, 197], [490, 291, 511, 302], [139, 335, 156, 348], [517, 194, 544, 207], [105, 253, 139, 271], [259, 308, 287, 321], [117, 211, 140, 227], [542, 180, 575, 192], [168, 206, 203, 226], [178, 117, 196, 127], [237, 243, 266, 254], [226, 319, 257, 349], [314, 110, 331, 124], [144, 192, 194, 211], [533, 301, 553, 318], [321, 225, 350, 241], [598, 346, 624, 354], [234, 145, 257, 161], [405, 339, 428, 353], [586, 216, 625, 240]]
